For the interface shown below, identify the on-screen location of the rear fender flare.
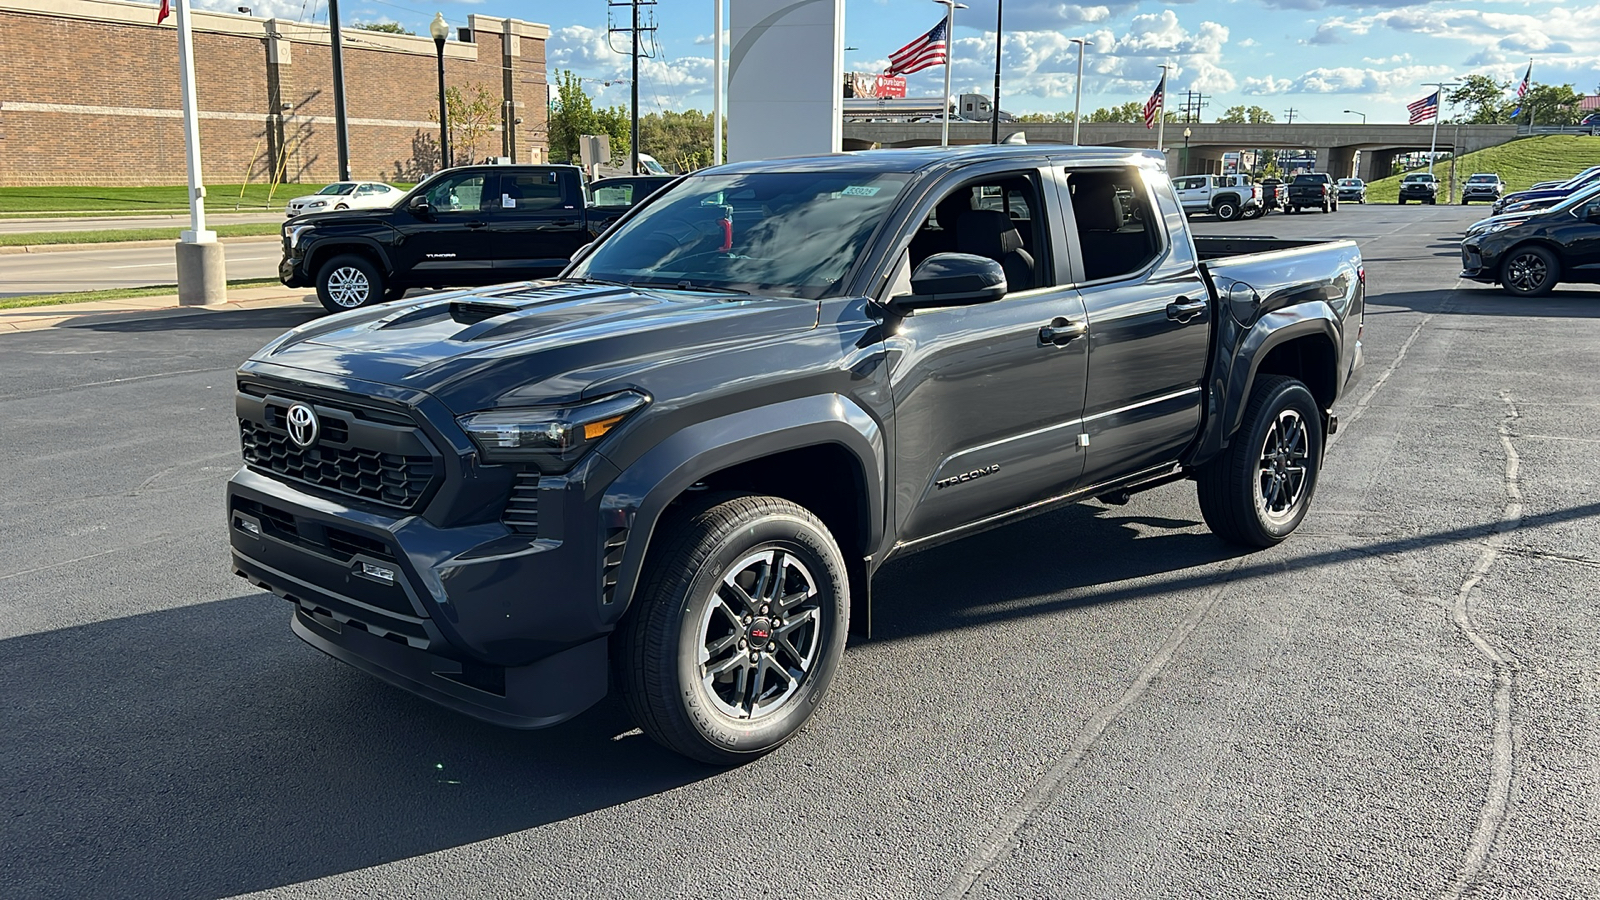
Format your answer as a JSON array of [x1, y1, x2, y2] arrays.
[[597, 394, 885, 623], [1222, 308, 1341, 443]]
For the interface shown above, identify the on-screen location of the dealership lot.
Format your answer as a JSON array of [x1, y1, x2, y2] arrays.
[[3, 204, 1598, 898]]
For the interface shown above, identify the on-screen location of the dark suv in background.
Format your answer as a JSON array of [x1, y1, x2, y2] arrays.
[[1397, 172, 1439, 205], [281, 165, 602, 313]]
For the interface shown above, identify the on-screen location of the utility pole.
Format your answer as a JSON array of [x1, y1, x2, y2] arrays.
[[1181, 90, 1209, 123], [990, 0, 1003, 144], [1284, 107, 1297, 125], [607, 0, 657, 174], [713, 0, 723, 166], [328, 0, 351, 179]]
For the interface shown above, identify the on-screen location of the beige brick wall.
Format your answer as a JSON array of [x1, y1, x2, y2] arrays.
[[0, 4, 548, 186]]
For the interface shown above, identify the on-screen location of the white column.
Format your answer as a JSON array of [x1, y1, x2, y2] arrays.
[[714, 0, 724, 166], [175, 0, 212, 243]]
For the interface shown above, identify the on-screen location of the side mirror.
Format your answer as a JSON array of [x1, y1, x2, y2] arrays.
[[408, 196, 431, 216], [893, 253, 1008, 312]]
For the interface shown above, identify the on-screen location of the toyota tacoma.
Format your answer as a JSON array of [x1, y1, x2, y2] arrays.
[[229, 146, 1365, 764]]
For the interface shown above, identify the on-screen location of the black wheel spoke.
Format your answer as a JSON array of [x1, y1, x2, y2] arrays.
[[696, 545, 823, 721]]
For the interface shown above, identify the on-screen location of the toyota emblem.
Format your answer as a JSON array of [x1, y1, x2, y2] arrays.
[[285, 402, 320, 449]]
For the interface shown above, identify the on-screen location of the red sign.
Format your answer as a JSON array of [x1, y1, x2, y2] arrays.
[[848, 73, 907, 99]]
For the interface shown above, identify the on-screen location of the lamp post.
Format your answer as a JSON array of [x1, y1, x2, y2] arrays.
[[990, 0, 1003, 144], [714, 0, 723, 166], [430, 13, 450, 170], [1343, 109, 1366, 124], [1069, 37, 1090, 145], [1182, 126, 1191, 176], [931, 0, 967, 148]]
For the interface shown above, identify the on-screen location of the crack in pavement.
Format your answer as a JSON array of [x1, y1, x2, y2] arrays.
[[1439, 390, 1524, 900]]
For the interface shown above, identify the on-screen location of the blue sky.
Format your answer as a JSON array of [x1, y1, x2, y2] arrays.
[[201, 0, 1600, 123]]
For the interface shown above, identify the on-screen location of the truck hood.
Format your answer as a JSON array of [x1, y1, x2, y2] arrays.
[[249, 281, 821, 411]]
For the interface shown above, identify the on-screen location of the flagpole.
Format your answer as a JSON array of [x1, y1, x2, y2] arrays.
[[1422, 80, 1460, 175], [173, 0, 226, 305], [1155, 64, 1169, 152], [932, 0, 964, 147], [713, 0, 723, 166]]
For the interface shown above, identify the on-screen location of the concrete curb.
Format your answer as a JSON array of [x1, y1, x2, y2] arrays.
[[0, 234, 279, 255]]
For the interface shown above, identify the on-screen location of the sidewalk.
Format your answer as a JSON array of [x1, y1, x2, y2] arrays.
[[0, 285, 318, 334]]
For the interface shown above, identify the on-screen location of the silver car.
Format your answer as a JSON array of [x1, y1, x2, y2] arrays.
[[1461, 173, 1505, 205]]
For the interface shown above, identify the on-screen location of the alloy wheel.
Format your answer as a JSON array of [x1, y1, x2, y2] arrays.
[[326, 266, 371, 308], [1257, 409, 1310, 523], [1504, 253, 1548, 293], [695, 547, 822, 721]]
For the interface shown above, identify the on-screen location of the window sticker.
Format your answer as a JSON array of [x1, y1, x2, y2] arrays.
[[502, 194, 516, 208], [840, 185, 881, 197]]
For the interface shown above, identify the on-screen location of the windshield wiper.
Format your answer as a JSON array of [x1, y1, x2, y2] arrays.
[[627, 280, 750, 295], [563, 277, 630, 288]]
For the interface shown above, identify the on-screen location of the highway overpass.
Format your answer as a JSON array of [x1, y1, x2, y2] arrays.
[[841, 122, 1521, 182]]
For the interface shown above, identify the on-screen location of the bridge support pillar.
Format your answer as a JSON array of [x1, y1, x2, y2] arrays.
[[1315, 146, 1358, 179], [1358, 149, 1397, 184]]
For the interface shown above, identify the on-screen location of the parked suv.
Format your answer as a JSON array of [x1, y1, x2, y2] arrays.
[[1461, 173, 1505, 204], [1462, 186, 1600, 296], [280, 165, 600, 313], [1397, 172, 1439, 205]]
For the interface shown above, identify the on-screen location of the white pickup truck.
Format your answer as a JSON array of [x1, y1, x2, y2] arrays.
[[1173, 174, 1264, 221]]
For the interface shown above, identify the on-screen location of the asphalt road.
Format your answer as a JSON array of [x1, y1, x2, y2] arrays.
[[3, 204, 1598, 899], [0, 239, 283, 297]]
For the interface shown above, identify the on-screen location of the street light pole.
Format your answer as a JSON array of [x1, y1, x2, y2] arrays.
[[713, 0, 723, 166], [431, 13, 451, 170], [990, 0, 1003, 144], [1069, 37, 1090, 145], [1182, 126, 1191, 176], [932, 0, 966, 148], [1343, 109, 1366, 124]]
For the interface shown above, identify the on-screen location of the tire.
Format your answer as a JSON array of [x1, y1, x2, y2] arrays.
[[1461, 198, 1471, 205], [1196, 374, 1323, 548], [1215, 199, 1240, 221], [615, 493, 850, 765], [1242, 206, 1264, 220], [1427, 196, 1437, 205], [1286, 205, 1297, 214], [315, 253, 386, 313], [382, 286, 408, 303], [1397, 197, 1406, 205], [1321, 198, 1331, 213], [1332, 199, 1339, 211], [1498, 245, 1560, 297], [1360, 197, 1366, 204]]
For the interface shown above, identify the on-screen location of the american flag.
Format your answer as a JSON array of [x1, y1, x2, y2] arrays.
[[1510, 62, 1532, 118], [886, 19, 948, 77], [1407, 91, 1439, 125], [1143, 72, 1166, 129]]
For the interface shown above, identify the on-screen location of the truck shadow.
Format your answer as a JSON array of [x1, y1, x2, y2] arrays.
[[73, 306, 323, 333], [0, 596, 711, 900], [1368, 287, 1600, 318]]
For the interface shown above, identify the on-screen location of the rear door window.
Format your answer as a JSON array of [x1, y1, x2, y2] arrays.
[[1064, 167, 1162, 283]]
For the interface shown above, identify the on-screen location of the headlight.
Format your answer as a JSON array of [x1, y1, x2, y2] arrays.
[[457, 390, 650, 470], [308, 200, 327, 208], [1482, 219, 1527, 234], [284, 223, 316, 249]]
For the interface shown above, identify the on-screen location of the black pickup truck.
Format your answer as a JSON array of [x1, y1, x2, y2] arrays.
[[1285, 172, 1337, 213], [281, 165, 631, 313], [230, 146, 1365, 764]]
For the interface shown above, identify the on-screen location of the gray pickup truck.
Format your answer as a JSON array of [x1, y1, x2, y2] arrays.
[[229, 146, 1365, 764]]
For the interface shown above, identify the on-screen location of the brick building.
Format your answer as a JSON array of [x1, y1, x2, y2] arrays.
[[0, 0, 549, 186]]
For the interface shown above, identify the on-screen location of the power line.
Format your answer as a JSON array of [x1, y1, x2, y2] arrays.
[[1283, 107, 1298, 124]]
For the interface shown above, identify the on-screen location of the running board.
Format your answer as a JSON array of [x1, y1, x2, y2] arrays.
[[1095, 467, 1190, 506]]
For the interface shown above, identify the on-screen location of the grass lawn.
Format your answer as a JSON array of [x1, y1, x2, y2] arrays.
[[0, 182, 413, 215], [0, 223, 282, 247], [0, 279, 282, 310], [1363, 135, 1600, 204]]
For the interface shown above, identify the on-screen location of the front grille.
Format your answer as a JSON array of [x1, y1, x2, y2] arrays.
[[502, 471, 540, 535], [240, 420, 435, 509]]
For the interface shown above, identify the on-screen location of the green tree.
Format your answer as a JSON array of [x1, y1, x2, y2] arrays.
[[638, 109, 725, 172], [1016, 111, 1076, 123], [355, 21, 412, 35], [1216, 105, 1276, 124], [1447, 75, 1512, 124], [1520, 82, 1584, 125], [430, 82, 499, 166], [1087, 102, 1144, 123], [547, 70, 631, 165]]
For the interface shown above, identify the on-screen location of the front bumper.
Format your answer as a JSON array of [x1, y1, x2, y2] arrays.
[[1459, 242, 1498, 282], [279, 243, 311, 288], [228, 443, 622, 728]]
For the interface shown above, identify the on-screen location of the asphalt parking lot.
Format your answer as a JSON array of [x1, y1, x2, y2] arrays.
[[3, 203, 1598, 899]]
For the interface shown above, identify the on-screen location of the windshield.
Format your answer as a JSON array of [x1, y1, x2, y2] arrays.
[[1467, 175, 1498, 183], [1557, 167, 1600, 189], [569, 171, 912, 299], [1339, 179, 1361, 186], [316, 183, 358, 195], [1403, 174, 1434, 182], [1291, 175, 1325, 184]]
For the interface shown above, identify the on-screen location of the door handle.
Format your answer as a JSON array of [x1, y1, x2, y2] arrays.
[[538, 219, 579, 230], [1039, 317, 1087, 346], [1166, 297, 1207, 323], [464, 221, 489, 229]]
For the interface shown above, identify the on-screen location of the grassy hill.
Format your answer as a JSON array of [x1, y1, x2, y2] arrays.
[[1362, 134, 1600, 204]]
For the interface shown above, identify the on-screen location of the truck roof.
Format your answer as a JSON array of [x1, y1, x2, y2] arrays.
[[708, 145, 1167, 176]]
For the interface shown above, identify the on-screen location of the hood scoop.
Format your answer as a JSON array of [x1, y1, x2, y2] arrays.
[[449, 301, 520, 325]]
